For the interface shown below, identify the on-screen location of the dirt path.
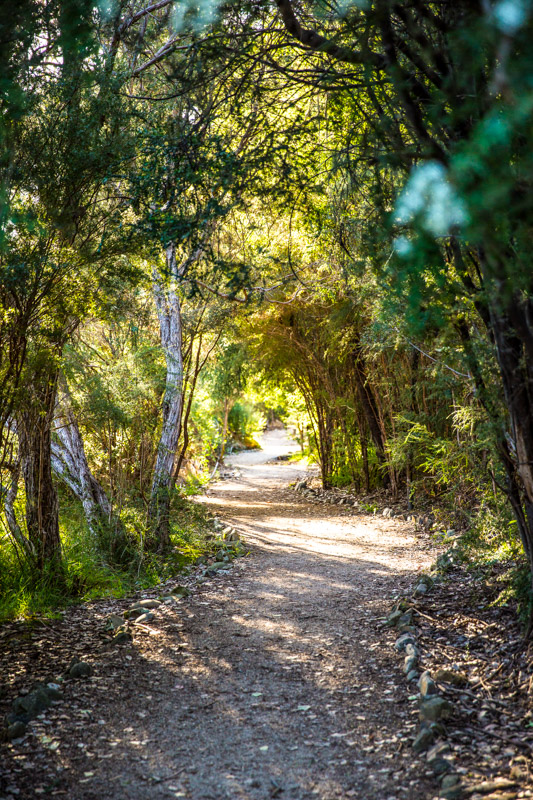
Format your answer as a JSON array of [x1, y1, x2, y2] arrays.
[[2, 431, 440, 800]]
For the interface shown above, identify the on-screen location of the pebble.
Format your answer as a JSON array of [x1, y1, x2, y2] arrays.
[[419, 671, 438, 698], [69, 661, 93, 679], [395, 633, 416, 652], [6, 721, 27, 740], [404, 655, 418, 674], [413, 726, 435, 753], [420, 697, 453, 722]]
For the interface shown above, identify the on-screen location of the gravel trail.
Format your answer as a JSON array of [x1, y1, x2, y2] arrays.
[[1, 430, 439, 800]]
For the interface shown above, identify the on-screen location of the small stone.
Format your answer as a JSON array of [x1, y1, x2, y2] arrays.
[[419, 696, 453, 722], [419, 671, 438, 698], [414, 582, 428, 596], [44, 684, 63, 701], [105, 614, 125, 630], [7, 721, 27, 740], [440, 774, 463, 799], [405, 643, 418, 657], [398, 611, 414, 627], [211, 561, 226, 570], [138, 599, 161, 609], [386, 610, 403, 627], [429, 757, 452, 776], [404, 655, 418, 674], [413, 726, 434, 753], [427, 742, 450, 761], [69, 661, 93, 679], [398, 623, 417, 634], [12, 687, 51, 720], [124, 607, 145, 620], [429, 721, 446, 737], [406, 669, 419, 682], [395, 633, 416, 652], [113, 631, 132, 644], [435, 669, 468, 687]]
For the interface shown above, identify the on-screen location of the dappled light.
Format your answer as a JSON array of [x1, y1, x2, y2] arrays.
[[2, 1, 533, 798]]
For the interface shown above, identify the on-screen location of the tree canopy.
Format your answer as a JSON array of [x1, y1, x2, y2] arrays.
[[1, 0, 533, 629]]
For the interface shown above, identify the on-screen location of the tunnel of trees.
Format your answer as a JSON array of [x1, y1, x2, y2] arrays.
[[1, 0, 533, 630]]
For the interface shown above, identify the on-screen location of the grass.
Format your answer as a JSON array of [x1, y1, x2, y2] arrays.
[[0, 493, 217, 622]]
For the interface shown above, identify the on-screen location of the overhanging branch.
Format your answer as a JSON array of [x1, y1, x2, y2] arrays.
[[275, 0, 386, 69]]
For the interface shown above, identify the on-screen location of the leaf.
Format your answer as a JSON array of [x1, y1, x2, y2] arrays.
[[297, 705, 311, 711]]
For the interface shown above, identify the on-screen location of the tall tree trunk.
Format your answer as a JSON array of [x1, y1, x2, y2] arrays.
[[352, 351, 389, 484], [457, 307, 533, 633], [148, 243, 184, 550], [17, 368, 63, 582], [51, 385, 114, 538], [220, 398, 230, 460], [2, 456, 35, 562], [489, 302, 533, 567]]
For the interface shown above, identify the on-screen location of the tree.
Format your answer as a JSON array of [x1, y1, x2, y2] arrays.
[[263, 0, 533, 625]]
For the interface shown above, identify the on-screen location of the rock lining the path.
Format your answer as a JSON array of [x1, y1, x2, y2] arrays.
[[385, 548, 533, 800]]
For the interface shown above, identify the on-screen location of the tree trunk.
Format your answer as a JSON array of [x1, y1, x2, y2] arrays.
[[52, 385, 114, 538], [148, 243, 185, 550], [489, 302, 533, 567], [17, 369, 63, 583], [352, 351, 389, 483], [2, 456, 35, 562], [220, 398, 230, 460], [457, 303, 533, 633]]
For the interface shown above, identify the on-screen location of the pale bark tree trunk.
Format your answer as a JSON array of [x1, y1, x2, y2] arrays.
[[148, 243, 184, 549], [2, 456, 35, 562], [51, 385, 113, 537], [220, 398, 230, 460]]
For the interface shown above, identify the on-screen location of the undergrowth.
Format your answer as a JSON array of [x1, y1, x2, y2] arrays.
[[0, 494, 215, 622], [432, 501, 533, 628]]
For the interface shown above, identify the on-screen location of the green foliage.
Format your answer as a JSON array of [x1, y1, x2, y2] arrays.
[[0, 492, 215, 621], [227, 401, 265, 444], [433, 501, 532, 625], [1, 0, 533, 627]]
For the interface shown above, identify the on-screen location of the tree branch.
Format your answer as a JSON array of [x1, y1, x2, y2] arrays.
[[275, 0, 386, 69]]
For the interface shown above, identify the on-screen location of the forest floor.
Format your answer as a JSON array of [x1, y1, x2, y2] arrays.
[[1, 430, 532, 800]]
